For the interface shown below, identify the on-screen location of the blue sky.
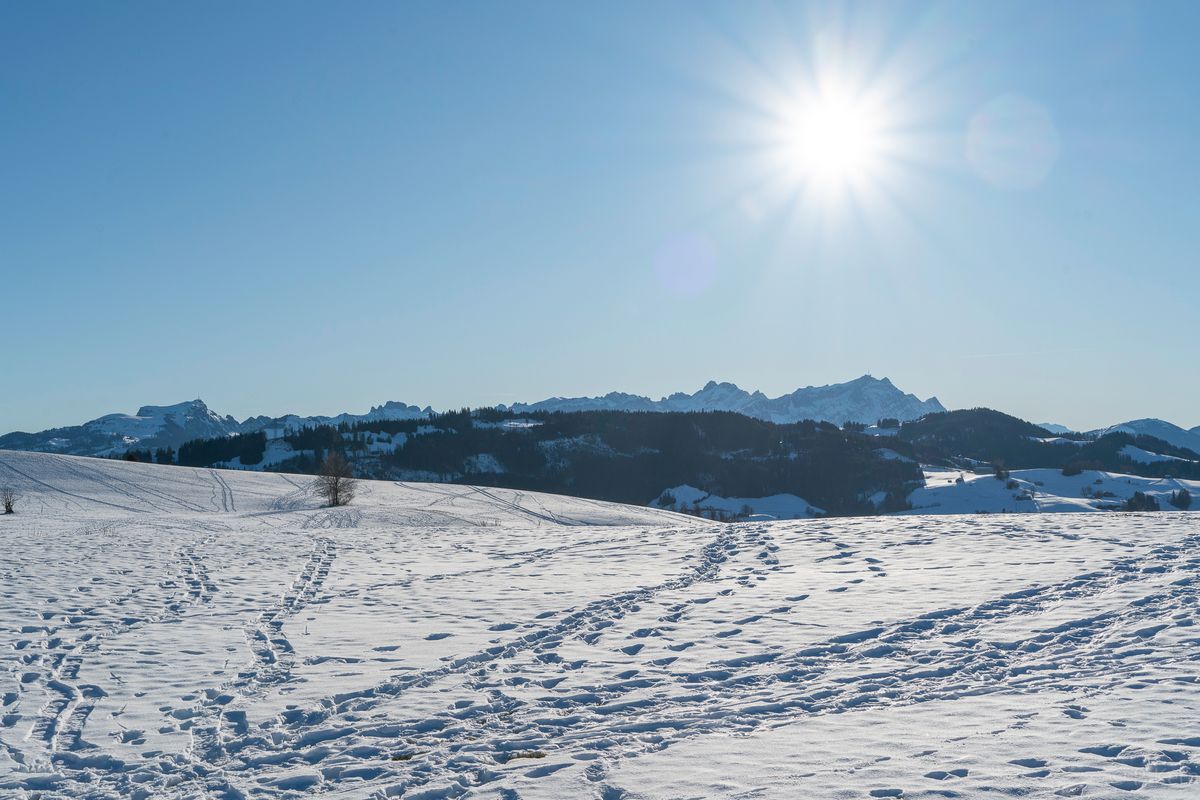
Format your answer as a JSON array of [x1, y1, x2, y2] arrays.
[[2, 1, 1197, 432]]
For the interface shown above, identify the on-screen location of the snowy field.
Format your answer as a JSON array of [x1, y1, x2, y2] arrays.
[[1, 452, 1198, 799], [909, 467, 1200, 515]]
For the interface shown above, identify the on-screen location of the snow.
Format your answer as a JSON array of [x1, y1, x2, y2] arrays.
[[1121, 444, 1193, 464], [243, 402, 433, 437], [908, 466, 1199, 514], [0, 400, 243, 456], [249, 428, 456, 470], [1097, 418, 1200, 455], [652, 484, 824, 519], [261, 439, 301, 465], [1, 377, 946, 458], [862, 424, 900, 437], [88, 401, 235, 441], [507, 375, 945, 425], [0, 401, 437, 459], [473, 419, 543, 430], [1, 451, 1199, 799]]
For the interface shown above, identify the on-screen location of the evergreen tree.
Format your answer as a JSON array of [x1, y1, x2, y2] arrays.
[[1124, 492, 1160, 512]]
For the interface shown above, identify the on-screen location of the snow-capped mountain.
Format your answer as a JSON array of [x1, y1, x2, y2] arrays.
[[0, 377, 944, 457], [0, 400, 241, 456], [1092, 418, 1200, 456], [506, 375, 946, 425], [240, 401, 433, 436], [0, 400, 434, 457]]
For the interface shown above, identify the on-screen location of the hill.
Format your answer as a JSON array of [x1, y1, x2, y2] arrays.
[[908, 466, 1198, 515], [0, 453, 1196, 798], [899, 408, 1200, 480], [162, 409, 924, 518], [1093, 418, 1200, 455]]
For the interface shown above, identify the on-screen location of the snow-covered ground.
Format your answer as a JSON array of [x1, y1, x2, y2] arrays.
[[652, 484, 824, 520], [1121, 444, 1194, 465], [909, 467, 1199, 514], [1, 452, 1199, 798]]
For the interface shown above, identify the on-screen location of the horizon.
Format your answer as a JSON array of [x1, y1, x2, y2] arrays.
[[4, 372, 1198, 435], [4, 1, 1198, 434]]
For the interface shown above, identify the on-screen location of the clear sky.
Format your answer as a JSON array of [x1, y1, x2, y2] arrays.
[[3, 1, 1197, 433]]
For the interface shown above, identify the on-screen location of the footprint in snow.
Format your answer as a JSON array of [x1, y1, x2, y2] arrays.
[[1110, 781, 1143, 792], [925, 768, 968, 780]]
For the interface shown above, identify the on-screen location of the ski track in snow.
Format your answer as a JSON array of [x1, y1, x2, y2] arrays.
[[0, 450, 1198, 798]]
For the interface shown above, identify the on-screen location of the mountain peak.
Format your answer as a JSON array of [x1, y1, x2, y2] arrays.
[[508, 377, 945, 424], [134, 399, 210, 418], [0, 378, 951, 458], [696, 380, 742, 393], [844, 374, 891, 387]]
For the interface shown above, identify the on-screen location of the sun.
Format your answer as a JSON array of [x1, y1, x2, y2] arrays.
[[782, 92, 886, 186]]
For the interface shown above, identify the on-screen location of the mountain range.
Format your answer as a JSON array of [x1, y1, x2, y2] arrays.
[[0, 400, 433, 457], [502, 375, 946, 424], [0, 375, 937, 457], [0, 401, 242, 457], [1, 375, 1195, 460]]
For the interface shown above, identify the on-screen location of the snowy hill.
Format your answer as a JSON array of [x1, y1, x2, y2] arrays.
[[506, 374, 946, 425], [1093, 418, 1200, 456], [906, 466, 1198, 514], [659, 463, 1197, 519], [1, 452, 1199, 798], [651, 484, 826, 520], [0, 450, 683, 526]]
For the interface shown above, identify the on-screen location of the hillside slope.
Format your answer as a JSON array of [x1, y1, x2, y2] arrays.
[[907, 466, 1199, 514], [0, 450, 684, 527], [1095, 418, 1200, 455], [1, 454, 1199, 798]]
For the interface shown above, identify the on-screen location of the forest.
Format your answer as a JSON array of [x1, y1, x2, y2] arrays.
[[126, 406, 1200, 515]]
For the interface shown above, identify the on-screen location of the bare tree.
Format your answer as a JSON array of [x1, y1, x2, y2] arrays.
[[313, 452, 358, 507], [1, 486, 19, 514]]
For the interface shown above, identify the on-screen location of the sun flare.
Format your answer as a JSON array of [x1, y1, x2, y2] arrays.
[[781, 92, 887, 186]]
